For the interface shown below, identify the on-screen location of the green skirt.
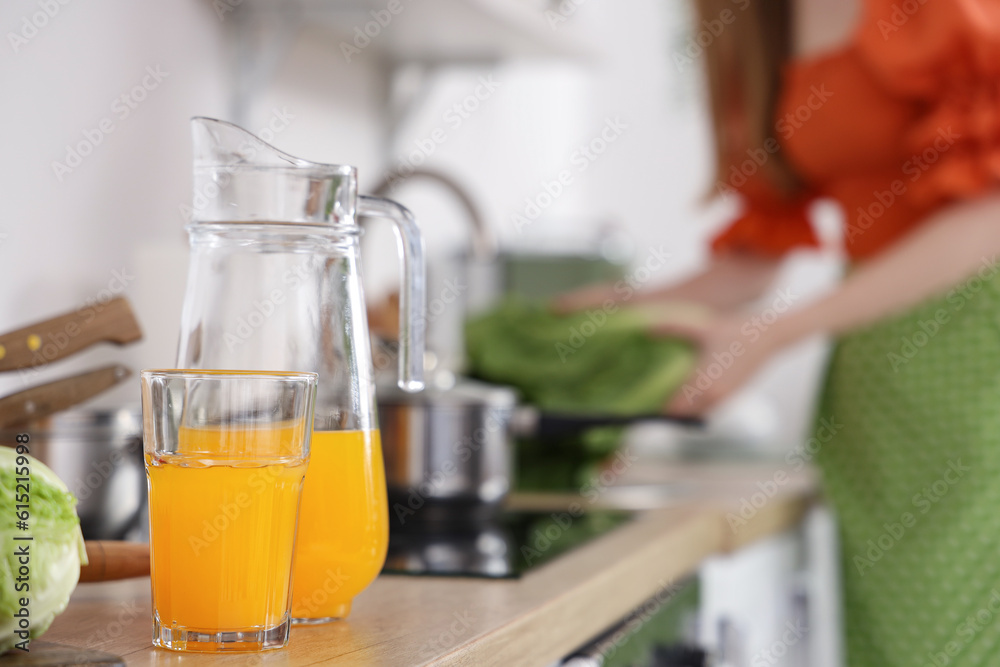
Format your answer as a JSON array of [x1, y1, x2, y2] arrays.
[[815, 261, 1000, 666]]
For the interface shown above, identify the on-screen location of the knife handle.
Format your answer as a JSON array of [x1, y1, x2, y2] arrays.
[[80, 541, 150, 582], [0, 297, 142, 373], [0, 364, 132, 428]]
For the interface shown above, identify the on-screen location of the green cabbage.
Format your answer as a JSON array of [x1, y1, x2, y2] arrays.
[[465, 299, 696, 490], [1, 447, 87, 652], [465, 299, 695, 415]]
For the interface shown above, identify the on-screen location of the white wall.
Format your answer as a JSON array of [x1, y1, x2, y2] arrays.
[[2, 0, 835, 445], [371, 1, 718, 282], [2, 0, 224, 404], [0, 1, 388, 406]]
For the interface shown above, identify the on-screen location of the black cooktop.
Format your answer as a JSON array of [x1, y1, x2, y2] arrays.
[[382, 507, 635, 579]]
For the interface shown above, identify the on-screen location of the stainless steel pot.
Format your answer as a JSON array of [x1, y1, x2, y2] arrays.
[[1, 408, 146, 540], [377, 376, 705, 525], [378, 380, 517, 524]]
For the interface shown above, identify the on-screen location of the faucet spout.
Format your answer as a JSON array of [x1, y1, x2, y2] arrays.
[[371, 168, 496, 260]]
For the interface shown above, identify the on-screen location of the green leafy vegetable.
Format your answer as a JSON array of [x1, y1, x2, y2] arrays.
[[1, 447, 87, 652], [466, 299, 694, 415], [466, 299, 695, 490]]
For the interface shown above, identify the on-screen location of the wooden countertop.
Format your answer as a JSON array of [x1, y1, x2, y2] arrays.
[[42, 464, 815, 666]]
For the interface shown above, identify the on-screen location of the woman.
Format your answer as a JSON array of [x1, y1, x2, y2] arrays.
[[560, 0, 1000, 664]]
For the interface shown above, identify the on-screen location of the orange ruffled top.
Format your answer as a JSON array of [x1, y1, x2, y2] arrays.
[[712, 0, 1000, 260]]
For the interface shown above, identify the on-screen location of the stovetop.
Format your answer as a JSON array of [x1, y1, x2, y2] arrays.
[[382, 507, 636, 579]]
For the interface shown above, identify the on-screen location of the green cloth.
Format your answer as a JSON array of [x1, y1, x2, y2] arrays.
[[465, 300, 695, 489], [814, 263, 1000, 666]]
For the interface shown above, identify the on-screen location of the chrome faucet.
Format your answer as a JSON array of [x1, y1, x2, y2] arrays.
[[370, 167, 497, 260]]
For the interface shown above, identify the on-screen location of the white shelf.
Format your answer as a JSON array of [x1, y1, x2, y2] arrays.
[[242, 0, 599, 63]]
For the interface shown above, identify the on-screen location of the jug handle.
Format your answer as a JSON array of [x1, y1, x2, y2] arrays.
[[359, 195, 426, 393]]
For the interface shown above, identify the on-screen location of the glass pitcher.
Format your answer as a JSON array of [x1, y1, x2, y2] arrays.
[[176, 117, 425, 623]]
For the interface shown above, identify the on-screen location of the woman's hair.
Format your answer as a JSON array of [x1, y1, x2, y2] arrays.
[[696, 0, 801, 194]]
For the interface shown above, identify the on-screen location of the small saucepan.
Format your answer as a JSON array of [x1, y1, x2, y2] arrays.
[[2, 407, 146, 540], [378, 381, 518, 526], [377, 379, 703, 526]]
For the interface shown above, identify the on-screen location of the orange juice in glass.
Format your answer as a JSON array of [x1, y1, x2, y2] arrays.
[[290, 428, 388, 622], [141, 370, 317, 653]]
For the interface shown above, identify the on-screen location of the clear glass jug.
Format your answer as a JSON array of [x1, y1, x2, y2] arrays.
[[176, 117, 425, 623]]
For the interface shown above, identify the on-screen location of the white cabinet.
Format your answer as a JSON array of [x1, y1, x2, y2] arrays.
[[699, 505, 843, 667]]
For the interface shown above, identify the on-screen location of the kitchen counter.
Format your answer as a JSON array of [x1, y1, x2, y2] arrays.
[[43, 463, 816, 666]]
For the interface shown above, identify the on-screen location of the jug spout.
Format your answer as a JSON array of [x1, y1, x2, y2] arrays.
[[192, 116, 304, 169], [190, 117, 357, 226]]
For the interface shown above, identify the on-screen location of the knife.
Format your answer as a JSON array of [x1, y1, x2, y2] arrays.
[[0, 364, 132, 429], [0, 297, 142, 373]]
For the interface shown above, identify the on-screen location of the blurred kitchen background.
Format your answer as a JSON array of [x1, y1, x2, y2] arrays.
[[3, 2, 856, 664], [2, 0, 841, 451]]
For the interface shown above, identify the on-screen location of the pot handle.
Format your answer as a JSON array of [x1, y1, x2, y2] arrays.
[[359, 195, 426, 392]]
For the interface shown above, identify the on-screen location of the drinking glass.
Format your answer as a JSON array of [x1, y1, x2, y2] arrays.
[[140, 369, 317, 652]]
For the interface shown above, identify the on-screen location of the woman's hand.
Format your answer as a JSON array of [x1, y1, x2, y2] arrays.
[[653, 308, 785, 417], [552, 252, 783, 315], [657, 190, 1000, 416], [551, 282, 620, 314], [550, 252, 788, 416]]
